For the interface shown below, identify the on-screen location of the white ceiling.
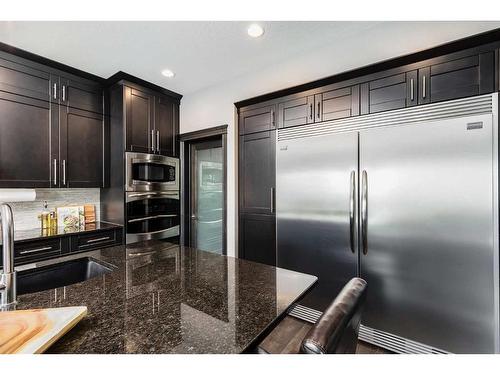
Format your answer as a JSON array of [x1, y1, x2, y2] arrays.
[[0, 21, 499, 96]]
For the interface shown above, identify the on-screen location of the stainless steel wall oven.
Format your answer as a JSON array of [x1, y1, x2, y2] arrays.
[[126, 191, 180, 243]]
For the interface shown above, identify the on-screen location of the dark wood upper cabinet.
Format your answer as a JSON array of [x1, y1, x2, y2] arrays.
[[125, 86, 154, 153], [239, 105, 276, 135], [0, 56, 51, 102], [361, 71, 417, 115], [278, 95, 314, 128], [155, 95, 177, 156], [419, 52, 495, 104], [59, 76, 103, 114], [0, 92, 54, 188], [59, 107, 104, 188], [316, 85, 360, 121], [239, 130, 276, 215], [123, 85, 179, 157]]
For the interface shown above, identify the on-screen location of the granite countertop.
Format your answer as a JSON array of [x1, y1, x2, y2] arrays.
[[0, 221, 122, 245], [16, 240, 317, 354]]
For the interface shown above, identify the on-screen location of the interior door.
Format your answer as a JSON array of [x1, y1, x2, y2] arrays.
[[276, 131, 359, 311], [189, 138, 224, 254], [359, 114, 497, 353]]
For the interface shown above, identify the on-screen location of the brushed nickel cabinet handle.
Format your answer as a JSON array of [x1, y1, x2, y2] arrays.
[[20, 246, 53, 255], [53, 159, 57, 186], [62, 85, 66, 102], [410, 78, 414, 101], [53, 83, 57, 100], [349, 170, 356, 254], [151, 129, 155, 152], [422, 75, 426, 99], [86, 236, 110, 243], [62, 159, 66, 186], [361, 170, 368, 255], [156, 130, 160, 152]]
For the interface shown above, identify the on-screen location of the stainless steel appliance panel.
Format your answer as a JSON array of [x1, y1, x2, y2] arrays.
[[276, 131, 358, 310], [126, 192, 180, 244], [359, 113, 497, 353], [126, 152, 179, 192]]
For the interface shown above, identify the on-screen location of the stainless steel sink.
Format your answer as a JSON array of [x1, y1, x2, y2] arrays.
[[17, 257, 115, 295]]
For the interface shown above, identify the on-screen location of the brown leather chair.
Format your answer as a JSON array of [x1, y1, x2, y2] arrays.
[[301, 277, 367, 354], [256, 277, 367, 354]]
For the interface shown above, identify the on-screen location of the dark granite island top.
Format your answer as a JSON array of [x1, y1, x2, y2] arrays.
[[15, 240, 317, 354]]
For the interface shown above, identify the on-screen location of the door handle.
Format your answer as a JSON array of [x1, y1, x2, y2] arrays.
[[53, 159, 57, 186], [271, 109, 275, 128], [317, 101, 321, 120], [151, 129, 155, 152], [270, 187, 275, 213], [53, 83, 57, 100], [309, 103, 313, 120], [349, 170, 356, 254], [156, 130, 160, 152], [361, 170, 368, 255], [62, 85, 66, 102]]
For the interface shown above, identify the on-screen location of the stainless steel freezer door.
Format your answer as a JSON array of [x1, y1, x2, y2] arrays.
[[359, 113, 498, 353], [276, 131, 359, 311]]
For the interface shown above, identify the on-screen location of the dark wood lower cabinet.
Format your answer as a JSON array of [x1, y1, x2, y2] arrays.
[[239, 214, 276, 266]]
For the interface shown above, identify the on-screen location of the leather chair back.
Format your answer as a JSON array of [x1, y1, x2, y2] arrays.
[[301, 277, 367, 354]]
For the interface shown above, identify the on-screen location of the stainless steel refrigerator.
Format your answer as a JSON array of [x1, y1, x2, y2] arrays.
[[276, 93, 499, 353]]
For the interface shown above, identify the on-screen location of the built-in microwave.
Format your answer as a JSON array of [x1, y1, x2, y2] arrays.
[[125, 152, 179, 192]]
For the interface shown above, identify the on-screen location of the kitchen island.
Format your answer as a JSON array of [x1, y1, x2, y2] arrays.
[[15, 240, 317, 354]]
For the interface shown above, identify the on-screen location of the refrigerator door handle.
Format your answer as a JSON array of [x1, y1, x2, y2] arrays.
[[349, 170, 356, 253], [361, 170, 368, 255]]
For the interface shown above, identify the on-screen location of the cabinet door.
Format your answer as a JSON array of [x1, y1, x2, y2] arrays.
[[59, 106, 104, 188], [363, 72, 416, 114], [125, 86, 154, 153], [239, 130, 276, 215], [316, 85, 361, 121], [420, 52, 495, 104], [0, 92, 55, 188], [278, 95, 314, 128], [60, 76, 103, 114], [154, 95, 176, 156], [239, 214, 276, 266], [0, 55, 51, 102], [239, 105, 276, 135]]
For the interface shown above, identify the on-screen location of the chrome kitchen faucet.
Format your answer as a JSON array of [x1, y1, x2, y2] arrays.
[[0, 203, 17, 309]]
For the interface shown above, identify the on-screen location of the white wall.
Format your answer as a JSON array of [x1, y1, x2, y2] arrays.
[[180, 21, 500, 257]]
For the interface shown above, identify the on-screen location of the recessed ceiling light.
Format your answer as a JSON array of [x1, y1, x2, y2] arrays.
[[247, 24, 264, 38], [161, 69, 175, 78]]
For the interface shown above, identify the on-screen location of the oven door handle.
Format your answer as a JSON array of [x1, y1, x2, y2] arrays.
[[128, 191, 179, 198], [128, 214, 178, 223]]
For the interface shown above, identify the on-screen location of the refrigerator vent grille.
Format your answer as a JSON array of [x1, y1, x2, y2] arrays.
[[288, 305, 450, 354], [288, 304, 322, 324], [359, 325, 449, 354], [278, 94, 493, 141]]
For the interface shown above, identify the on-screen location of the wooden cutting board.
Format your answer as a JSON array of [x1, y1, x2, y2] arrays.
[[0, 306, 87, 354]]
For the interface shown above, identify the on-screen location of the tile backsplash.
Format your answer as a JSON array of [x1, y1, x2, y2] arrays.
[[6, 189, 101, 230]]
